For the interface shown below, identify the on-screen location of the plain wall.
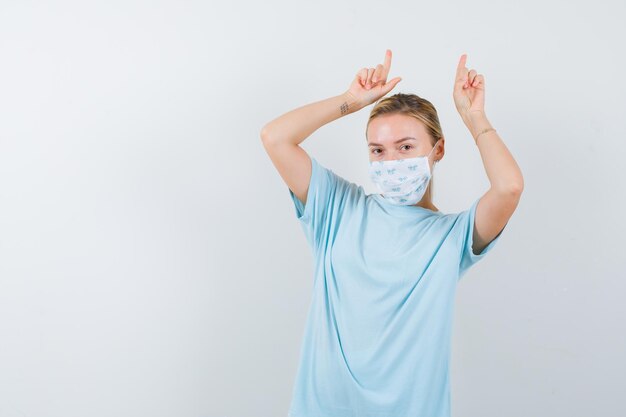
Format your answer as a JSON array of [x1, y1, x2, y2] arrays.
[[0, 0, 624, 416]]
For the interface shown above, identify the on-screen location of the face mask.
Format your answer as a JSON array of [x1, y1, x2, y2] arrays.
[[368, 140, 440, 206]]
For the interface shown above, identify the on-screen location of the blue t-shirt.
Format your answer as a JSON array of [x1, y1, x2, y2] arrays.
[[286, 156, 504, 417]]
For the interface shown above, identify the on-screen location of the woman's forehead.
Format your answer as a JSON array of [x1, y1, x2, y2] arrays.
[[367, 115, 428, 144], [367, 130, 430, 147]]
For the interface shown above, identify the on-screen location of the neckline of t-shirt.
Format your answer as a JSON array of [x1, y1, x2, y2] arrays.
[[370, 193, 444, 215]]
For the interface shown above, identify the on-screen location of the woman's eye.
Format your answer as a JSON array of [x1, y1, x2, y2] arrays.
[[372, 149, 381, 155], [401, 145, 412, 151]]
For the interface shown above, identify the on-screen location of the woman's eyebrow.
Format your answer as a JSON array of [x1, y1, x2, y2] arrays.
[[368, 137, 417, 147]]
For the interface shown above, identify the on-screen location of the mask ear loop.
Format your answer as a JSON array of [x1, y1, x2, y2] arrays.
[[429, 139, 441, 165]]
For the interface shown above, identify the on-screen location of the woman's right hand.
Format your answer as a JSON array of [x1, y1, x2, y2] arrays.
[[345, 49, 402, 110]]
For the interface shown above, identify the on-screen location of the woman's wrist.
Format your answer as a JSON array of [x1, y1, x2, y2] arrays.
[[341, 91, 363, 115], [465, 110, 493, 142]]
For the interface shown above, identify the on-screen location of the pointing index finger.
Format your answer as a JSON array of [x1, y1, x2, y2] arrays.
[[456, 53, 467, 76], [382, 49, 392, 79]]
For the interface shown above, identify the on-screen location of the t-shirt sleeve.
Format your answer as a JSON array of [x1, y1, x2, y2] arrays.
[[457, 196, 506, 280], [287, 156, 358, 250]]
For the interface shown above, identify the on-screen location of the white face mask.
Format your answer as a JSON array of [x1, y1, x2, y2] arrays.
[[369, 140, 440, 206]]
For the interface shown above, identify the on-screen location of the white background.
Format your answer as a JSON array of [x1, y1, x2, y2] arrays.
[[0, 1, 624, 416]]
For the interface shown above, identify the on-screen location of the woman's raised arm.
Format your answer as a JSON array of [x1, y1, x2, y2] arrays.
[[260, 93, 360, 204], [260, 49, 402, 204]]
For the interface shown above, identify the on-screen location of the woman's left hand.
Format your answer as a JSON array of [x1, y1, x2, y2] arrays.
[[453, 54, 485, 123]]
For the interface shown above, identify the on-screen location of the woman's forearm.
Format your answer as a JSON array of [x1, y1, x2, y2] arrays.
[[260, 92, 361, 146], [467, 110, 524, 193]]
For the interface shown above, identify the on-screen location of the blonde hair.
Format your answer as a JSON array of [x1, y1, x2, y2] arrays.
[[366, 93, 444, 203]]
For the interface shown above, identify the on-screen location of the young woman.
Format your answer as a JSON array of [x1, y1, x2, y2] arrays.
[[260, 50, 523, 417]]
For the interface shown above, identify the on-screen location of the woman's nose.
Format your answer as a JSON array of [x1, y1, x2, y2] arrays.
[[384, 153, 402, 162]]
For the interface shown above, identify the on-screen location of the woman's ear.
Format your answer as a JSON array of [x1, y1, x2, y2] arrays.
[[436, 137, 445, 162]]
